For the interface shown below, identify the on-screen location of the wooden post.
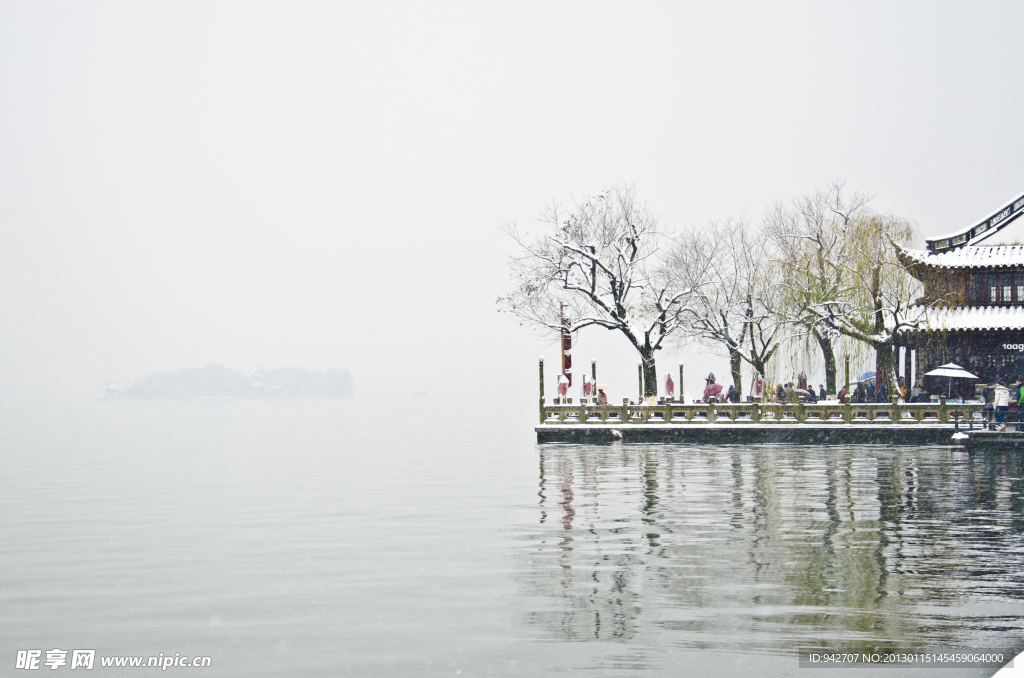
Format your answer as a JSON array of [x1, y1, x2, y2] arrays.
[[538, 357, 545, 424], [591, 360, 597, 404], [679, 364, 684, 403]]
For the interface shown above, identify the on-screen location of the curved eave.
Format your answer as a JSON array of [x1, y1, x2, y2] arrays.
[[927, 191, 1024, 253], [896, 246, 928, 280]]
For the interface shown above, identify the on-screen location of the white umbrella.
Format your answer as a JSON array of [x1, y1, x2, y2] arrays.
[[923, 363, 978, 399], [924, 363, 978, 379]]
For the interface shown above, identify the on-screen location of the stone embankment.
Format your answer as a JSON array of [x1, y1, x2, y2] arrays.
[[536, 398, 1024, 448]]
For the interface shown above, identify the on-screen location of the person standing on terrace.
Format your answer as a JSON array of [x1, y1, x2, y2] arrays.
[[995, 382, 1010, 431]]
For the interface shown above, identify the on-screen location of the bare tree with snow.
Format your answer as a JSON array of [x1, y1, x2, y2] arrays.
[[498, 184, 694, 398], [670, 217, 785, 397]]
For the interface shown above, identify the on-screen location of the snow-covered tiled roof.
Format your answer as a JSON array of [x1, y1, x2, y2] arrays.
[[899, 244, 1024, 270], [902, 305, 1024, 332]]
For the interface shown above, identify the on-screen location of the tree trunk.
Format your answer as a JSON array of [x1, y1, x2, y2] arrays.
[[871, 267, 889, 400], [750, 358, 767, 390], [640, 345, 658, 399], [730, 347, 743, 398], [874, 341, 898, 403], [813, 329, 837, 395]]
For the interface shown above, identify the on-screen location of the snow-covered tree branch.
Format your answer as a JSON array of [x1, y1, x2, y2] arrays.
[[802, 211, 928, 399], [498, 184, 691, 397], [764, 182, 869, 394], [670, 217, 784, 396]]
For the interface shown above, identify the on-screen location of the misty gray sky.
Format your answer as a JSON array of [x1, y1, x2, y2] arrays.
[[1, 2, 1022, 399]]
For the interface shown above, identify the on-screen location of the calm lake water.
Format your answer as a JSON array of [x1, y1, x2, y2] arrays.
[[1, 397, 1022, 677]]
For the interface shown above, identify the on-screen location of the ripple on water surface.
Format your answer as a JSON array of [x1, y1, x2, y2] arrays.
[[1, 400, 1022, 676], [515, 444, 1024, 665]]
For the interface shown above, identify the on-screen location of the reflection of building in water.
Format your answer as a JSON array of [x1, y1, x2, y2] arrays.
[[517, 446, 1024, 651]]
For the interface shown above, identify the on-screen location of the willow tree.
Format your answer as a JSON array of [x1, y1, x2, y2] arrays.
[[498, 184, 694, 398], [764, 182, 869, 395], [670, 217, 785, 396], [806, 210, 926, 400]]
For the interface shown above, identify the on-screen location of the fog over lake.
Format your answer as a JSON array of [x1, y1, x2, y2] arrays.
[[1, 2, 1023, 399]]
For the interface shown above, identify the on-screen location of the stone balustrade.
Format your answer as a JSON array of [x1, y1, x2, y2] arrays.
[[540, 397, 986, 426]]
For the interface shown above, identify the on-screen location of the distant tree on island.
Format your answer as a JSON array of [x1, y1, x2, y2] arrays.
[[120, 364, 353, 399]]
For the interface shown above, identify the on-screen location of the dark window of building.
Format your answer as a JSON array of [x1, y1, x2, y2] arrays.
[[972, 274, 985, 304], [1003, 275, 1013, 303], [990, 274, 998, 303], [1016, 275, 1024, 303]]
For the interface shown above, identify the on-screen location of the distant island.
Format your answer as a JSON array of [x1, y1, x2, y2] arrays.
[[103, 364, 353, 399]]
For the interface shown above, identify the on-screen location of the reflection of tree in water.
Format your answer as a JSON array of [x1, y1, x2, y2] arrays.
[[520, 448, 648, 641], [516, 445, 1024, 653], [558, 454, 574, 567]]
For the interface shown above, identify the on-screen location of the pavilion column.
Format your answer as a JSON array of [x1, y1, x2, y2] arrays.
[[911, 336, 918, 388], [903, 343, 912, 384]]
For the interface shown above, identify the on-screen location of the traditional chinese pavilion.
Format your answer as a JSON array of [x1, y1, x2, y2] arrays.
[[898, 190, 1024, 397]]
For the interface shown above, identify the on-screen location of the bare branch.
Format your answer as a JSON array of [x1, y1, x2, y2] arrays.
[[499, 184, 693, 397]]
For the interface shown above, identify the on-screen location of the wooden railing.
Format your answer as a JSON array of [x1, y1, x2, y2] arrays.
[[540, 397, 987, 426]]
